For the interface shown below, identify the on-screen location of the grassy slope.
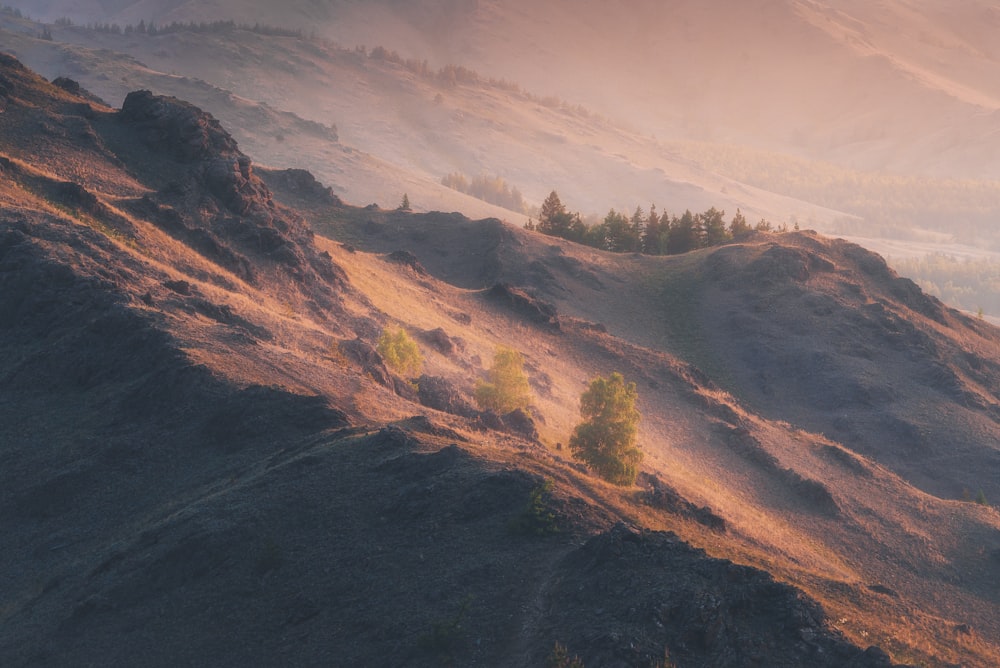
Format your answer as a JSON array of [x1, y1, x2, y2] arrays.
[[1, 51, 1000, 666]]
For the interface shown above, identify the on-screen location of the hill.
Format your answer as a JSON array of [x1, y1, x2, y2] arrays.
[[2, 54, 1000, 666], [4, 4, 1000, 321], [10, 0, 1000, 181]]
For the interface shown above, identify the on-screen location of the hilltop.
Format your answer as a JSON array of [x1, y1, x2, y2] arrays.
[[2, 54, 1000, 666]]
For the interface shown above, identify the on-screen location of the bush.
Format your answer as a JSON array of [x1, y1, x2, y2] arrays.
[[569, 372, 642, 486], [508, 479, 559, 535], [547, 642, 585, 668], [474, 345, 532, 413], [376, 326, 422, 377]]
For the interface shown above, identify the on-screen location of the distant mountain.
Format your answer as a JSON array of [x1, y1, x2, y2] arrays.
[[11, 0, 1000, 181], [2, 53, 999, 666]]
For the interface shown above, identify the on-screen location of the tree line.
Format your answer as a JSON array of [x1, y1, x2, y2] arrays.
[[525, 190, 794, 255], [441, 172, 529, 214], [45, 17, 303, 38]]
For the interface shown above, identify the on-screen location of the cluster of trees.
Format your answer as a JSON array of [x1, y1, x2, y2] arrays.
[[363, 46, 605, 121], [441, 173, 528, 213], [52, 17, 302, 38], [526, 191, 788, 255], [889, 253, 1000, 317], [474, 347, 642, 486], [679, 140, 1000, 247], [376, 328, 643, 486], [33, 8, 604, 123]]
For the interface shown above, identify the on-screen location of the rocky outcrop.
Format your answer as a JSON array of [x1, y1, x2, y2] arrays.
[[485, 282, 560, 330], [120, 89, 273, 217], [417, 375, 477, 417], [538, 523, 903, 668], [259, 168, 342, 206]]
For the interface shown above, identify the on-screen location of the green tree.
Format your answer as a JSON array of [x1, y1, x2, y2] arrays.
[[569, 372, 642, 486], [701, 207, 730, 246], [729, 208, 751, 238], [537, 190, 578, 240], [602, 208, 632, 252], [667, 209, 700, 255], [376, 326, 422, 377], [643, 207, 670, 255], [398, 193, 411, 211], [628, 205, 645, 252], [475, 345, 532, 413]]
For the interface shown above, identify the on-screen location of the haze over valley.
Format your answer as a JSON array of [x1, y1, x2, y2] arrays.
[[4, 0, 1000, 316]]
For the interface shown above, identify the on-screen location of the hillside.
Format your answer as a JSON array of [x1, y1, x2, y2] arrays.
[[2, 54, 1000, 667], [10, 0, 1000, 181], [4, 5, 1000, 322], [0, 13, 856, 230]]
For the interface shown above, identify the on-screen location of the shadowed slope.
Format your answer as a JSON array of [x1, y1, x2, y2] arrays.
[[2, 54, 998, 666]]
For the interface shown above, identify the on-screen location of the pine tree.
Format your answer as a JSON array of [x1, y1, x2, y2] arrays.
[[667, 210, 700, 254], [701, 207, 730, 246], [537, 191, 575, 239], [729, 208, 751, 238]]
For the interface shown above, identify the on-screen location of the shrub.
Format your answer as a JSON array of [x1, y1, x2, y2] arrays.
[[508, 479, 559, 535], [474, 345, 532, 413], [376, 326, 423, 377], [547, 642, 585, 668], [569, 372, 642, 486]]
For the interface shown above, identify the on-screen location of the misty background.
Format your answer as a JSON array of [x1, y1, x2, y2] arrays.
[[3, 0, 998, 315]]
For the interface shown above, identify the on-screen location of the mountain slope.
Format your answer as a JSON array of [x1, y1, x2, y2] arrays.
[[2, 54, 1000, 666], [0, 17, 856, 230], [12, 0, 1000, 179]]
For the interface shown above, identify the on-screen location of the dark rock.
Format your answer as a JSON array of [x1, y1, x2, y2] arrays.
[[51, 76, 82, 95], [164, 280, 192, 295], [474, 408, 540, 442], [499, 408, 539, 442], [51, 181, 100, 214], [264, 168, 341, 206], [386, 250, 427, 275], [485, 283, 560, 330], [416, 375, 476, 417], [50, 76, 105, 105], [419, 327, 457, 355], [120, 89, 240, 163], [449, 310, 472, 325], [338, 337, 394, 388], [867, 584, 898, 598], [338, 338, 417, 401], [639, 473, 727, 532]]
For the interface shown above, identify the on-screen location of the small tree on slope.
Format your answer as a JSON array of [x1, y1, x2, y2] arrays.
[[475, 345, 532, 414], [569, 372, 642, 486], [377, 326, 422, 377]]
